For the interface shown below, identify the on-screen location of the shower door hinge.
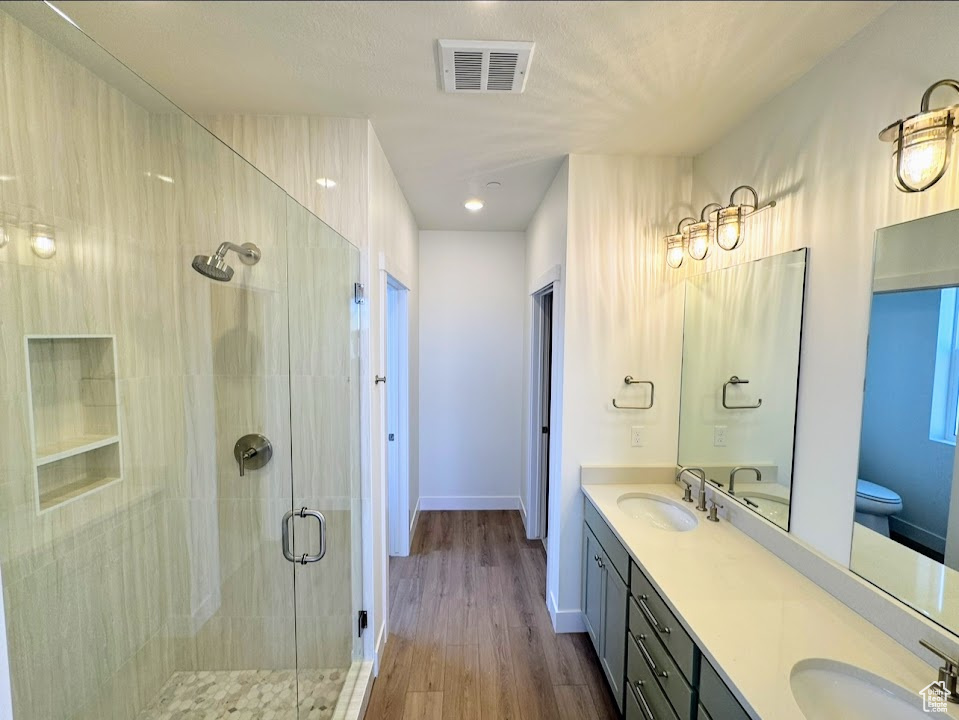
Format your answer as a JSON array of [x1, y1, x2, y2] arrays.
[[354, 282, 365, 304], [358, 610, 368, 637]]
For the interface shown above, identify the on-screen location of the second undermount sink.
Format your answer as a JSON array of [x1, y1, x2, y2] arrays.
[[790, 659, 931, 719], [616, 493, 698, 531]]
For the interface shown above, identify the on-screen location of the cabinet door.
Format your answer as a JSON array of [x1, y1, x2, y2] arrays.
[[601, 559, 628, 712], [582, 526, 605, 655]]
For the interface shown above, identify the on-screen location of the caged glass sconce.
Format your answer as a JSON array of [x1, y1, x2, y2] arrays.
[[716, 185, 760, 251], [686, 203, 721, 261], [880, 79, 959, 193], [664, 217, 695, 268]]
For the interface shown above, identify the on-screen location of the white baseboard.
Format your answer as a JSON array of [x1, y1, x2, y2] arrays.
[[519, 496, 528, 530], [418, 495, 521, 511], [409, 497, 421, 542], [548, 591, 586, 633], [374, 623, 386, 676]]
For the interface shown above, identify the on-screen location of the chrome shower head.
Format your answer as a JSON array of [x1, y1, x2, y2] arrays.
[[191, 242, 261, 282]]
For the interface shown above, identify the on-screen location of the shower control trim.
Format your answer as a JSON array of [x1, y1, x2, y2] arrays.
[[234, 433, 273, 477]]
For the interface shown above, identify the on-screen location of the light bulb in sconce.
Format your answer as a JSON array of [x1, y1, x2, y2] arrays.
[[30, 225, 56, 259], [716, 185, 759, 251], [880, 80, 959, 193], [664, 218, 694, 269], [316, 177, 337, 188], [686, 203, 721, 261]]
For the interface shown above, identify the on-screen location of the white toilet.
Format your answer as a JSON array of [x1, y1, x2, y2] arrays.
[[854, 478, 903, 536]]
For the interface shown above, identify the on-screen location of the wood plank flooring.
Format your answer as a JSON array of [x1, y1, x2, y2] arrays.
[[365, 511, 620, 720]]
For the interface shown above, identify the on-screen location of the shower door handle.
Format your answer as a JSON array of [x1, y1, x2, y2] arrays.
[[281, 507, 328, 564]]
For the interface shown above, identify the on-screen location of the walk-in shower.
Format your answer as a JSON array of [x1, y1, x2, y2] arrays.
[[192, 241, 262, 282], [0, 3, 366, 719]]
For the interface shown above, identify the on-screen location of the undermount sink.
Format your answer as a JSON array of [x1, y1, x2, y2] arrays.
[[616, 493, 698, 531], [790, 659, 931, 719]]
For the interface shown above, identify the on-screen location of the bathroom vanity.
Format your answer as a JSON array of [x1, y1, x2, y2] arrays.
[[581, 481, 957, 719]]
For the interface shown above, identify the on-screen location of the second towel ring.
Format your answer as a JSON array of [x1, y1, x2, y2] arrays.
[[722, 376, 762, 409], [612, 376, 655, 410]]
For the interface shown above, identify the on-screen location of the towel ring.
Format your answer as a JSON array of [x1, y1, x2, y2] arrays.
[[612, 376, 654, 410], [722, 376, 762, 409]]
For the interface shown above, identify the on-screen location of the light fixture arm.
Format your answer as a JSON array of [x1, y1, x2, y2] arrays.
[[700, 202, 722, 221], [728, 185, 760, 209], [676, 216, 696, 233], [920, 79, 959, 113]]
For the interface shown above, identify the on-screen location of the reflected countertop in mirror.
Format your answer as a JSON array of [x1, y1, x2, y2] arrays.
[[677, 248, 808, 529]]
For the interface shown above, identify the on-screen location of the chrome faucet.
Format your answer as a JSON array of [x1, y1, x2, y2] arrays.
[[729, 466, 762, 496], [675, 466, 702, 503], [677, 466, 708, 511], [921, 640, 959, 703]]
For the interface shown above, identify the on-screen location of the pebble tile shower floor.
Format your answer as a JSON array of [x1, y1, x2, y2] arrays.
[[136, 668, 347, 719]]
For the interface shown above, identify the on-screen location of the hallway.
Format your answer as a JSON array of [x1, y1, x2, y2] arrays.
[[366, 511, 620, 719]]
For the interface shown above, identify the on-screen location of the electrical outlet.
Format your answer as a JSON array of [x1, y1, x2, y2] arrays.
[[631, 426, 645, 447], [714, 425, 727, 447]]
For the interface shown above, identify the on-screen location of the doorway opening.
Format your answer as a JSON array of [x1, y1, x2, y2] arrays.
[[528, 284, 554, 550], [386, 275, 411, 557]]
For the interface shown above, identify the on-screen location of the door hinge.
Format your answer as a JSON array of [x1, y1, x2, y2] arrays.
[[389, 433, 395, 441], [354, 282, 365, 304], [358, 610, 368, 637], [542, 426, 549, 434]]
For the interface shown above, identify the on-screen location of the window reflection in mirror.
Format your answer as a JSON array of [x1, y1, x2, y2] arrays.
[[851, 209, 959, 636], [677, 248, 808, 529]]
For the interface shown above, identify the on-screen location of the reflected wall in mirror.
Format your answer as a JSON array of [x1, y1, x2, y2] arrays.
[[678, 248, 808, 529], [851, 208, 959, 636]]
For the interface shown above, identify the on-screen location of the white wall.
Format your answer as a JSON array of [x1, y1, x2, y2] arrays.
[[419, 231, 527, 509], [690, 0, 959, 564], [550, 155, 693, 626]]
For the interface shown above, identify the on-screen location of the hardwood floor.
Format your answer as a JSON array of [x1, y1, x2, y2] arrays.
[[365, 511, 620, 720]]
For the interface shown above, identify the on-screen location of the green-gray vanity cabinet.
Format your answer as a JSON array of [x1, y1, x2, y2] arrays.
[[583, 501, 630, 712], [584, 499, 752, 720]]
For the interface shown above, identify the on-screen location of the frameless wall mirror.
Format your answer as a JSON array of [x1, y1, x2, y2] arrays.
[[851, 208, 959, 636], [678, 248, 808, 530]]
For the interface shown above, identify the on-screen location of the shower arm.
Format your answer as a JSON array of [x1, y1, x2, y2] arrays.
[[215, 241, 260, 261]]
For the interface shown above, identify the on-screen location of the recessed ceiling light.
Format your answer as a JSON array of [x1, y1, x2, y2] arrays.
[[464, 199, 484, 212], [316, 177, 337, 188], [486, 181, 501, 189]]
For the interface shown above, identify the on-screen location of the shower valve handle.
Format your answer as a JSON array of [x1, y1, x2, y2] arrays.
[[234, 434, 273, 478]]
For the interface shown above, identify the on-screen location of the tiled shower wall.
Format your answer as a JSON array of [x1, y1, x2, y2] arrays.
[[0, 9, 358, 720]]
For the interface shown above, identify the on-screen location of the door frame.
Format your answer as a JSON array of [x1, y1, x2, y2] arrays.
[[383, 272, 411, 557], [526, 267, 560, 542]]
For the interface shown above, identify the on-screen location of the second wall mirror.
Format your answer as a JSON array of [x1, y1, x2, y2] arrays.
[[678, 248, 808, 529], [851, 208, 959, 637]]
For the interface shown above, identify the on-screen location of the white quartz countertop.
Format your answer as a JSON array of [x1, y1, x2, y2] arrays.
[[582, 482, 958, 720]]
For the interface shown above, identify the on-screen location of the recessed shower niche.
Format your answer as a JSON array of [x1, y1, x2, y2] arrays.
[[25, 335, 122, 512]]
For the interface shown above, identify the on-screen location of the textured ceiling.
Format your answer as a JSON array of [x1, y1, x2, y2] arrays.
[[54, 1, 891, 231]]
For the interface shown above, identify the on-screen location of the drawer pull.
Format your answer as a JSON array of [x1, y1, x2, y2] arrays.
[[639, 595, 671, 635], [633, 680, 657, 720], [635, 632, 658, 674]]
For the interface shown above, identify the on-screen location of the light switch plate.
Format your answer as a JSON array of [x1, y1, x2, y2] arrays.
[[631, 426, 645, 447], [714, 425, 727, 447]]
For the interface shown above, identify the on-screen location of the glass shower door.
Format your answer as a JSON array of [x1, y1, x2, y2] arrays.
[[286, 198, 364, 718]]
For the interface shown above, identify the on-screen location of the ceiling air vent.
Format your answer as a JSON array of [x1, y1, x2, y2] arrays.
[[438, 40, 535, 94]]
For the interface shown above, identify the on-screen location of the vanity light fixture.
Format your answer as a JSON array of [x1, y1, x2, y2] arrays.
[[686, 203, 721, 261], [664, 217, 695, 269], [880, 79, 959, 193], [717, 185, 761, 251], [30, 224, 56, 259], [464, 198, 484, 212]]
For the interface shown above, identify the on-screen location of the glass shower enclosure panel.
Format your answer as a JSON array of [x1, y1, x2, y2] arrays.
[[0, 3, 363, 718]]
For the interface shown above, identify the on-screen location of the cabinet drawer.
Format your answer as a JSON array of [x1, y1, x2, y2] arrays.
[[700, 658, 750, 720], [585, 500, 630, 582], [626, 633, 679, 720], [629, 563, 696, 680], [628, 597, 693, 719]]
